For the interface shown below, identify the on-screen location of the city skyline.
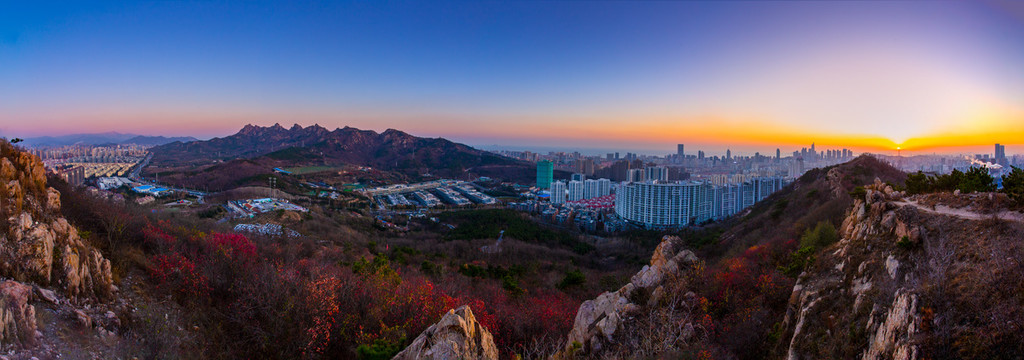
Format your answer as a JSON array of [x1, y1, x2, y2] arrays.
[[2, 1, 1023, 154]]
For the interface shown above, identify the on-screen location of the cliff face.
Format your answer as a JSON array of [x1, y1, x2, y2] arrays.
[[780, 179, 917, 359], [0, 141, 115, 348], [780, 179, 1024, 359]]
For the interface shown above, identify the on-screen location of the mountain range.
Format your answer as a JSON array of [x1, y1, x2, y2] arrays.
[[20, 132, 197, 147], [145, 123, 539, 189]]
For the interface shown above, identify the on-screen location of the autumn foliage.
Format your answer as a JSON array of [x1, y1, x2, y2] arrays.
[[140, 219, 578, 359]]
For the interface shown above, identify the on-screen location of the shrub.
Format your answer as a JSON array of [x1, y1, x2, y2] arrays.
[[849, 186, 867, 200], [906, 171, 930, 194], [502, 275, 526, 297], [781, 246, 816, 277], [150, 253, 210, 298], [356, 338, 404, 360], [910, 167, 996, 194], [557, 269, 586, 290], [896, 235, 915, 250], [799, 221, 839, 250], [420, 260, 441, 276], [1002, 166, 1024, 208], [960, 167, 996, 193]]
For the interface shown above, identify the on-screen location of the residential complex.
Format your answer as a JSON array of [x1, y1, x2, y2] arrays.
[[615, 171, 788, 229]]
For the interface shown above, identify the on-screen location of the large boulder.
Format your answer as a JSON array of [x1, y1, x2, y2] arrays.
[[558, 236, 698, 356], [564, 283, 638, 353], [393, 305, 499, 360]]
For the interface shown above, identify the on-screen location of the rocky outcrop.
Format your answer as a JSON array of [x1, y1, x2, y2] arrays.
[[1, 141, 114, 304], [0, 280, 38, 347], [781, 179, 920, 360], [558, 236, 698, 356], [863, 290, 919, 360], [393, 305, 498, 360], [2, 210, 113, 302]]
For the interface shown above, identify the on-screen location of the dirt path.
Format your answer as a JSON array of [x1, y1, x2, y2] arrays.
[[895, 200, 1024, 223]]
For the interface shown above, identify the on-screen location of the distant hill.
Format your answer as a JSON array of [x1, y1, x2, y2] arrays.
[[150, 123, 519, 169], [119, 135, 199, 146], [706, 154, 907, 259], [146, 124, 533, 190], [22, 132, 196, 147]]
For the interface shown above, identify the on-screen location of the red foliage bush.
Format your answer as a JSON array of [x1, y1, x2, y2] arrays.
[[139, 219, 579, 358], [150, 252, 210, 298], [209, 232, 257, 262]]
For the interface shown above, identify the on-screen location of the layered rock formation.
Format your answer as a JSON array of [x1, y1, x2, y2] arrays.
[[780, 179, 921, 360], [0, 280, 38, 347], [393, 305, 499, 360], [1, 213, 113, 301], [558, 236, 698, 356], [0, 141, 115, 348]]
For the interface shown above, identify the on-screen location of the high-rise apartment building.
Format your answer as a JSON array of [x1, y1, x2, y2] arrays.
[[536, 160, 554, 189], [645, 166, 669, 182], [549, 181, 566, 204], [584, 179, 600, 199], [568, 180, 585, 201], [615, 176, 789, 229], [598, 178, 611, 197]]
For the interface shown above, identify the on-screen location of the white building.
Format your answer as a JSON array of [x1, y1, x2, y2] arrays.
[[568, 180, 585, 202], [583, 179, 599, 199], [645, 166, 669, 182], [615, 181, 709, 228], [615, 176, 789, 229], [597, 178, 611, 197], [550, 181, 567, 204]]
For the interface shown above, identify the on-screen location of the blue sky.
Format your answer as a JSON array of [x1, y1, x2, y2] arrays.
[[2, 1, 1022, 155]]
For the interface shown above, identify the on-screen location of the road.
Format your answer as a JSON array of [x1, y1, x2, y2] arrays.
[[127, 152, 208, 198], [128, 152, 153, 180]]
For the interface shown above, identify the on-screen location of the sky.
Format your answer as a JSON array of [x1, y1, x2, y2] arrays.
[[1, 1, 1023, 156]]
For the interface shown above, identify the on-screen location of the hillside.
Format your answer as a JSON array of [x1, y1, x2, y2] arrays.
[[145, 124, 528, 187], [779, 182, 1024, 359], [538, 156, 1024, 360], [706, 155, 907, 261]]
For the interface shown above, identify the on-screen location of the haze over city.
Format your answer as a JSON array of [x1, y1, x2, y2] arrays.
[[2, 1, 1023, 155]]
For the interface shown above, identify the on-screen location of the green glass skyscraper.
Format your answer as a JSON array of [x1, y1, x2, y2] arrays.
[[536, 160, 554, 189]]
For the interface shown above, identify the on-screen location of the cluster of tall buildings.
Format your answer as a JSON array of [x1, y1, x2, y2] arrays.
[[550, 175, 612, 204], [792, 143, 853, 162], [995, 143, 1008, 166], [615, 173, 788, 229], [28, 144, 148, 162], [525, 142, 859, 228]]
